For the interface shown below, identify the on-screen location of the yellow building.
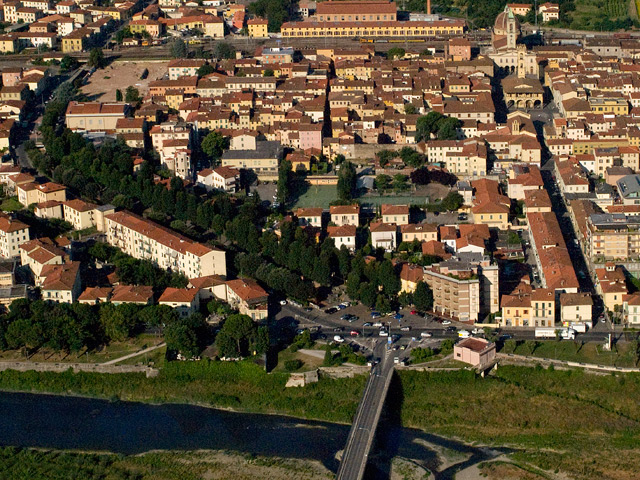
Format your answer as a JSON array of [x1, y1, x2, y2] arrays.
[[588, 97, 629, 115], [280, 19, 465, 38], [500, 293, 531, 327], [531, 288, 555, 327], [61, 29, 90, 53], [0, 36, 17, 53], [248, 18, 268, 38]]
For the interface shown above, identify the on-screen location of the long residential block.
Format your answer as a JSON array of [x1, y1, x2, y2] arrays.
[[104, 211, 226, 278]]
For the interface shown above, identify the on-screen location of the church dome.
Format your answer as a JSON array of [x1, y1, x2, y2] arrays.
[[494, 7, 520, 36]]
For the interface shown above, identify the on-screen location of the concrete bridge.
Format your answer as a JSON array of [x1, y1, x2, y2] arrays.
[[336, 342, 396, 480]]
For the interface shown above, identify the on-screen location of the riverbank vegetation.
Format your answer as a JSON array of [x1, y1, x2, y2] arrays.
[[0, 360, 365, 423], [0, 447, 333, 480], [396, 366, 640, 479]]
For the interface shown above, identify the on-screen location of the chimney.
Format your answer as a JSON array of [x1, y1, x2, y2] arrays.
[[426, 0, 431, 14]]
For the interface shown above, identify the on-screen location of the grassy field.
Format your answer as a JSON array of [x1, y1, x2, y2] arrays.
[[502, 339, 639, 367], [0, 334, 165, 364], [397, 366, 640, 480], [0, 447, 333, 480], [292, 185, 338, 208], [0, 196, 22, 212], [0, 359, 365, 424]]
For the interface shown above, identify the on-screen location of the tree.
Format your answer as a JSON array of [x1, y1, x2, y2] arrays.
[[164, 315, 203, 359], [404, 103, 417, 115], [201, 131, 229, 163], [413, 281, 433, 312], [124, 86, 141, 105], [115, 89, 123, 102], [59, 55, 79, 72], [197, 64, 215, 77], [375, 174, 391, 192], [88, 48, 106, 69], [376, 150, 395, 167], [216, 314, 256, 357], [393, 174, 408, 192], [255, 326, 270, 355], [386, 47, 405, 60], [263, 69, 274, 77], [170, 38, 187, 58], [337, 161, 357, 202], [277, 158, 292, 205], [437, 117, 461, 140], [416, 111, 444, 142], [247, 0, 292, 32], [213, 42, 236, 60], [441, 192, 464, 211]]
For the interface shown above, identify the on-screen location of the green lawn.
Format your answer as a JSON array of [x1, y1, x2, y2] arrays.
[[502, 339, 639, 367], [0, 196, 22, 212], [0, 359, 365, 424], [397, 366, 640, 480], [292, 185, 338, 208]]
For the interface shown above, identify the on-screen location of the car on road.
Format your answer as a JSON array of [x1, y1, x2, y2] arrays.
[[445, 326, 457, 332], [372, 322, 383, 327], [363, 322, 372, 327], [394, 314, 404, 320], [379, 329, 389, 337], [400, 326, 411, 331], [371, 311, 381, 318], [420, 331, 432, 338], [333, 335, 345, 343], [442, 320, 451, 325], [333, 327, 343, 332], [325, 307, 338, 314], [279, 300, 287, 305], [350, 330, 361, 336]]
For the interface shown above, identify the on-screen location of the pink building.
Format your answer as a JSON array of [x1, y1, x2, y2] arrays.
[[298, 123, 323, 151], [453, 337, 496, 367]]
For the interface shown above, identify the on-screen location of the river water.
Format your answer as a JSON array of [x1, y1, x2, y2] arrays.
[[0, 392, 504, 479]]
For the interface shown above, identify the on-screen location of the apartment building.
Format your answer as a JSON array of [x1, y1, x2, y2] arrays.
[[40, 261, 81, 304], [225, 278, 269, 321], [559, 292, 593, 323], [104, 211, 226, 278], [65, 102, 129, 132], [17, 181, 66, 207], [586, 213, 640, 263], [159, 287, 200, 318], [62, 199, 97, 231], [0, 215, 29, 258], [19, 238, 65, 284], [327, 225, 357, 251], [330, 204, 360, 226], [381, 204, 409, 225], [423, 253, 498, 323]]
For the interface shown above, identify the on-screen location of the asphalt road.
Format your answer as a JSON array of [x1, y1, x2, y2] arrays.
[[336, 340, 395, 480]]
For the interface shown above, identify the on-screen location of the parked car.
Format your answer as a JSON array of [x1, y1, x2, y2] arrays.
[[363, 322, 373, 327], [325, 307, 338, 314], [379, 329, 389, 337], [394, 313, 404, 320], [340, 301, 351, 307], [445, 326, 457, 332], [420, 332, 432, 338], [333, 335, 345, 343], [337, 304, 346, 310], [400, 326, 411, 331], [333, 327, 343, 332], [373, 322, 383, 327], [350, 330, 361, 336], [410, 310, 418, 315], [279, 300, 287, 306], [442, 320, 452, 325], [371, 311, 381, 318]]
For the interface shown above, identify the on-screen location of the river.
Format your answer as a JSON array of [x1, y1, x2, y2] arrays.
[[0, 392, 506, 479]]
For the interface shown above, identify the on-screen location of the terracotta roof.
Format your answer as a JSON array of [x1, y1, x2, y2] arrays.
[[63, 198, 96, 212], [78, 286, 112, 302], [226, 278, 268, 303], [296, 207, 323, 217], [381, 204, 408, 216], [457, 337, 492, 353], [189, 274, 226, 290], [330, 204, 360, 215], [40, 261, 79, 291], [159, 287, 198, 304], [110, 284, 154, 304], [0, 216, 28, 234], [327, 224, 356, 237], [400, 263, 423, 284]]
